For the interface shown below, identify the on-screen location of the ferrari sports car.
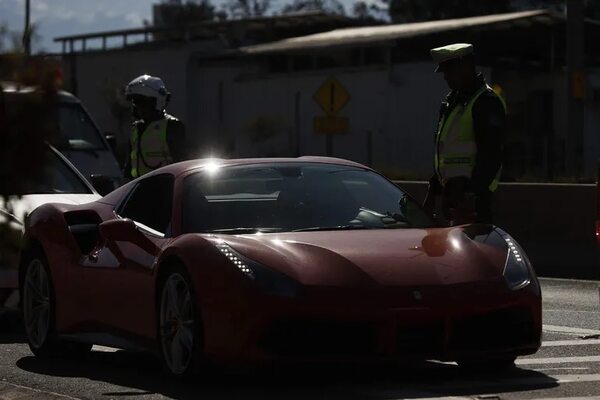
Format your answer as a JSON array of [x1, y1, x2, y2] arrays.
[[20, 157, 541, 376]]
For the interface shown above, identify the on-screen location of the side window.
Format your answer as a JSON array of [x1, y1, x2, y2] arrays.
[[119, 174, 174, 234]]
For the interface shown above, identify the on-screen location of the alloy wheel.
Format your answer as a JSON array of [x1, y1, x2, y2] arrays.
[[23, 259, 51, 349], [159, 273, 195, 375]]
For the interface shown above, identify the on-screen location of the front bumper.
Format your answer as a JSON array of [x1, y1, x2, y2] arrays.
[[202, 278, 542, 364]]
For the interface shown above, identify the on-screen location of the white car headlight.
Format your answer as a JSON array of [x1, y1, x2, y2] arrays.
[[216, 243, 298, 297], [501, 233, 532, 291]]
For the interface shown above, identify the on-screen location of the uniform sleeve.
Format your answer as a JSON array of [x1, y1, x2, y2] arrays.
[[471, 93, 506, 194], [166, 120, 187, 162]]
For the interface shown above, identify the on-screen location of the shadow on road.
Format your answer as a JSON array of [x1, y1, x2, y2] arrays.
[[16, 350, 559, 399], [0, 309, 25, 344]]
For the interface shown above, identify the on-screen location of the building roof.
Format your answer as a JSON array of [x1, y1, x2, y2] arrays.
[[53, 12, 373, 54], [241, 10, 555, 54]]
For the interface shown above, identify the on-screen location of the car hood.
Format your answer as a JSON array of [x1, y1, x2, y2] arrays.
[[0, 193, 100, 226], [216, 226, 509, 287]]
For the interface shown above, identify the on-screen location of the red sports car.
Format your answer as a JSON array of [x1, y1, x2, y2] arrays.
[[19, 157, 541, 377]]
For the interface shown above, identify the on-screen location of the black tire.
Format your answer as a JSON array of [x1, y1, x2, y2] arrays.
[[457, 355, 517, 372], [21, 249, 92, 359], [157, 265, 204, 378]]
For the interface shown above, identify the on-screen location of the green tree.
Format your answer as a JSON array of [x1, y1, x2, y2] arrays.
[[281, 0, 345, 15], [155, 0, 215, 27], [388, 0, 511, 23], [352, 0, 387, 21], [226, 0, 272, 18], [386, 0, 600, 23], [0, 22, 42, 54]]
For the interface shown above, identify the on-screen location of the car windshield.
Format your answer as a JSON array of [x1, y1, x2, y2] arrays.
[[23, 149, 93, 195], [55, 103, 106, 151], [182, 163, 433, 234]]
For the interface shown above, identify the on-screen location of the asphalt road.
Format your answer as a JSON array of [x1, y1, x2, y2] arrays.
[[1, 278, 600, 400]]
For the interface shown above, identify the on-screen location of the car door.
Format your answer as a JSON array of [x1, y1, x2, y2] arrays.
[[81, 174, 174, 341]]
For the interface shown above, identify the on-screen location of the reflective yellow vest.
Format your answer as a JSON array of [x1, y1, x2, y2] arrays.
[[130, 114, 176, 178], [434, 85, 506, 192]]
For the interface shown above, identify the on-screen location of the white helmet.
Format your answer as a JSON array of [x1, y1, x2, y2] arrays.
[[125, 74, 170, 111]]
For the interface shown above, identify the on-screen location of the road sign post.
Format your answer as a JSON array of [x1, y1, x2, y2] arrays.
[[313, 77, 351, 156]]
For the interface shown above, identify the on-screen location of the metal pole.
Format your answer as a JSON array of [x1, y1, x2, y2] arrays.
[[326, 133, 333, 157], [294, 92, 301, 157], [23, 0, 31, 55], [566, 0, 585, 177]]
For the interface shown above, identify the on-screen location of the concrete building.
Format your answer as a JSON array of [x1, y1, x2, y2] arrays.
[[57, 9, 600, 181]]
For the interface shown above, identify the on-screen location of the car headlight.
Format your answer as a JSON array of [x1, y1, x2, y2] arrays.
[[499, 232, 531, 291], [216, 243, 298, 298]]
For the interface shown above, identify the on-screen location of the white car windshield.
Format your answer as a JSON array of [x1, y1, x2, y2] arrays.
[[23, 149, 93, 195], [55, 103, 106, 151]]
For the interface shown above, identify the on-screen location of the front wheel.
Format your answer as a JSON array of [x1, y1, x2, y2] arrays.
[[158, 268, 203, 378], [22, 252, 91, 358]]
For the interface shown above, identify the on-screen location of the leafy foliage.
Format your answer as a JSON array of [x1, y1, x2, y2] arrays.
[[385, 0, 600, 23], [281, 0, 345, 15], [0, 56, 60, 197], [155, 0, 216, 26], [226, 0, 272, 18]]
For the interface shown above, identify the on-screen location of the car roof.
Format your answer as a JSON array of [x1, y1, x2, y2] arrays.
[[1, 81, 80, 103], [142, 157, 372, 178], [98, 157, 373, 207]]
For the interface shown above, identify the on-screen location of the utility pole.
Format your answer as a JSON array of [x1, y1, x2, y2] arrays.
[[566, 0, 585, 177], [23, 0, 31, 55]]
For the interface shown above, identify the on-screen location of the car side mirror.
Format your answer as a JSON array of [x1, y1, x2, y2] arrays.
[[104, 132, 117, 153], [90, 174, 114, 196], [99, 219, 158, 255], [99, 218, 137, 242]]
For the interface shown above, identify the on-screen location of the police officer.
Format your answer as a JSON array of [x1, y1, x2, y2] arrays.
[[423, 43, 506, 225], [124, 75, 187, 179]]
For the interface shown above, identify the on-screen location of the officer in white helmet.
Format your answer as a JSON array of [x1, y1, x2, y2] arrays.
[[423, 43, 506, 225], [124, 74, 186, 179]]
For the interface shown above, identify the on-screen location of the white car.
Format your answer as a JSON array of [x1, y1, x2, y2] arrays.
[[2, 82, 124, 191], [0, 145, 101, 310]]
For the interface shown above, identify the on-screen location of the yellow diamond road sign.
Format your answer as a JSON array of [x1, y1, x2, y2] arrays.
[[313, 77, 350, 115]]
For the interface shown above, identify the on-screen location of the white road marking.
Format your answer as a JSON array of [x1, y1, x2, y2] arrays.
[[543, 339, 600, 346], [543, 325, 600, 336], [518, 356, 600, 365], [554, 373, 600, 383], [398, 374, 600, 397], [535, 367, 590, 372], [91, 345, 119, 353], [545, 309, 600, 314], [0, 382, 79, 399], [396, 397, 474, 400], [539, 277, 600, 284], [532, 397, 600, 400]]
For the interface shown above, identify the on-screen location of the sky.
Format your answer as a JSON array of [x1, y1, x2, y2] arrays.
[[0, 0, 155, 53], [0, 0, 366, 54]]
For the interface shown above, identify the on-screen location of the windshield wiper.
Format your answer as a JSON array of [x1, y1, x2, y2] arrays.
[[206, 227, 282, 234], [292, 225, 373, 232]]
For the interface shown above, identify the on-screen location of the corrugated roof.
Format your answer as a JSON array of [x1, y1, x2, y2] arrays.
[[241, 10, 553, 54]]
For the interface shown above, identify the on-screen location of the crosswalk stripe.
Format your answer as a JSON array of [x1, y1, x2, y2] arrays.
[[533, 397, 600, 400], [391, 374, 600, 397], [518, 356, 600, 365], [543, 339, 600, 346], [555, 373, 600, 383], [543, 325, 600, 336]]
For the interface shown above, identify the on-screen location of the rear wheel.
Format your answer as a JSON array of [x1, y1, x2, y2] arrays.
[[158, 267, 202, 378], [22, 252, 91, 358]]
